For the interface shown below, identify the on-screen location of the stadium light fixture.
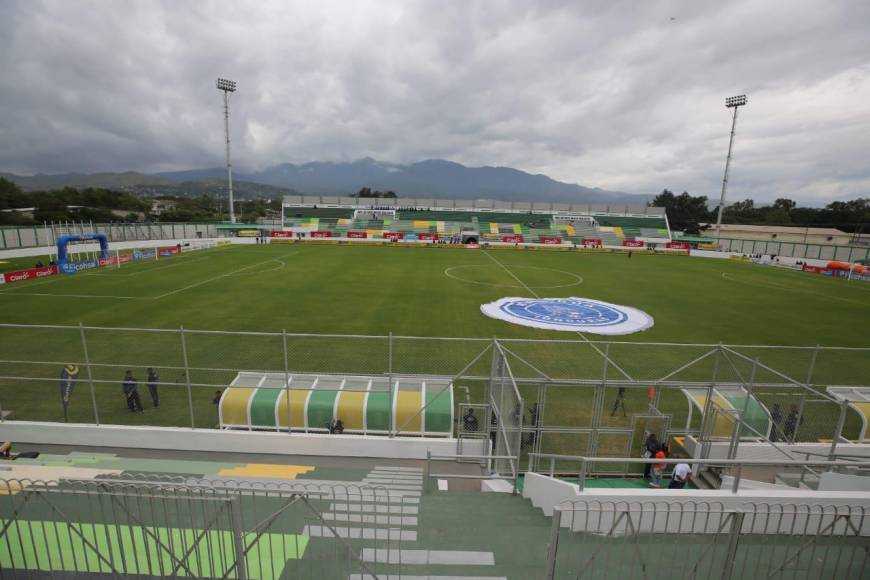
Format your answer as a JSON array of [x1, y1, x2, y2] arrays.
[[216, 78, 238, 223], [714, 94, 748, 241]]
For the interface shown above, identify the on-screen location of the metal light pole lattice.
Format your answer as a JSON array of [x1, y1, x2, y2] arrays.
[[216, 78, 237, 224], [714, 94, 748, 241]]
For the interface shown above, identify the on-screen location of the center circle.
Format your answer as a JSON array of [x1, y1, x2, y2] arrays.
[[444, 265, 583, 289]]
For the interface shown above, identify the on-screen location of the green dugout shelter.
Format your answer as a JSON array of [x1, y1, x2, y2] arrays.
[[219, 372, 454, 437]]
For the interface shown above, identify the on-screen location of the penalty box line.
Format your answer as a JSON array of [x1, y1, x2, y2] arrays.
[[481, 249, 635, 382], [0, 250, 299, 301]]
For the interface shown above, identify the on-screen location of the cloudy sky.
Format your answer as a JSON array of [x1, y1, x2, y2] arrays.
[[1, 0, 869, 203]]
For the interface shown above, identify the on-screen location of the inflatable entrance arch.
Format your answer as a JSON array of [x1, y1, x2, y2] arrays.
[[56, 233, 111, 269]]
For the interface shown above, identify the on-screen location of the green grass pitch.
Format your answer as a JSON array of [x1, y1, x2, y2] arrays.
[[0, 243, 868, 449]]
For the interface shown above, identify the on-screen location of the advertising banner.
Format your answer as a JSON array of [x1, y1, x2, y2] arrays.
[[237, 230, 259, 237], [347, 231, 368, 239], [60, 260, 98, 274], [622, 240, 645, 247], [666, 242, 690, 250], [540, 237, 562, 245], [581, 238, 603, 247], [270, 230, 294, 238], [310, 231, 333, 238], [802, 265, 833, 275], [158, 246, 181, 257], [383, 232, 404, 240], [417, 233, 439, 241], [98, 256, 116, 267], [502, 235, 524, 243], [3, 265, 58, 283], [133, 249, 157, 260]]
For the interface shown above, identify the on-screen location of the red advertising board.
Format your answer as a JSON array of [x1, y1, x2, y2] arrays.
[[1, 265, 58, 284], [502, 235, 524, 243], [383, 232, 404, 240], [158, 246, 181, 256], [98, 256, 116, 267], [802, 265, 832, 275], [347, 231, 368, 239], [417, 233, 439, 241], [582, 238, 602, 247], [310, 231, 333, 238], [270, 230, 293, 238], [666, 242, 690, 250], [623, 240, 645, 248], [540, 237, 562, 245]]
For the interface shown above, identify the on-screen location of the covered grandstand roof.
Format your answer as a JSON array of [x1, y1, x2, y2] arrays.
[[282, 194, 666, 217]]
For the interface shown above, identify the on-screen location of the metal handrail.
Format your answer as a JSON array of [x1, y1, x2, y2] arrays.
[[527, 452, 870, 493]]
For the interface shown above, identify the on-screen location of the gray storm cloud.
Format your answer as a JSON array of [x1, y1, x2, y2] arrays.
[[0, 0, 868, 202]]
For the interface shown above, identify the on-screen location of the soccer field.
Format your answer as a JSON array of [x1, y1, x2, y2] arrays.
[[0, 243, 868, 443]]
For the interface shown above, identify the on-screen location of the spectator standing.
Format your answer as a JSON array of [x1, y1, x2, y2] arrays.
[[462, 408, 479, 433], [527, 402, 540, 446], [146, 368, 159, 408], [769, 403, 783, 442], [649, 444, 669, 488], [784, 404, 803, 441], [669, 462, 691, 489], [642, 433, 661, 479], [122, 370, 143, 412]]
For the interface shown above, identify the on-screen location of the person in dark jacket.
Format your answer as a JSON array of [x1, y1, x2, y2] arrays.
[[122, 370, 143, 412], [643, 433, 662, 479], [146, 368, 159, 408]]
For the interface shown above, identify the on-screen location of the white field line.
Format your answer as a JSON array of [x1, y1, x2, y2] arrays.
[[0, 250, 298, 301], [0, 249, 210, 292], [81, 256, 211, 277], [481, 249, 635, 382], [151, 251, 298, 299], [720, 272, 865, 306], [224, 259, 286, 277]]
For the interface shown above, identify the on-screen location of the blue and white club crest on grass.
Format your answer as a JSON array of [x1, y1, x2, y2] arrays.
[[481, 297, 654, 335]]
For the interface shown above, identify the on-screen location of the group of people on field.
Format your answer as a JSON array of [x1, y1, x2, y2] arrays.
[[121, 368, 160, 412]]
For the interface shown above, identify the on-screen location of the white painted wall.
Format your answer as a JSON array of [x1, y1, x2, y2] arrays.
[[523, 472, 870, 535], [819, 471, 870, 491], [0, 421, 483, 460]]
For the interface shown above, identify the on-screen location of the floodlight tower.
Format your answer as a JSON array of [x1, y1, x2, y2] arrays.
[[714, 94, 748, 241], [216, 78, 237, 223], [716, 95, 746, 242]]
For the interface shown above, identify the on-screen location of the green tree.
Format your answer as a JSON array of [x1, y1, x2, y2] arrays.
[[650, 190, 711, 234]]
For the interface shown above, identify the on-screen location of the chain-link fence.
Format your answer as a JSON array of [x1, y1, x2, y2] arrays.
[[1, 323, 869, 467]]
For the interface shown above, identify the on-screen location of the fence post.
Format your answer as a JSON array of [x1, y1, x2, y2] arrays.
[[179, 326, 195, 429], [283, 330, 291, 434], [229, 496, 248, 580], [578, 458, 587, 491], [700, 344, 722, 460], [731, 464, 742, 493], [545, 507, 563, 580], [720, 511, 745, 580], [79, 322, 100, 425], [829, 401, 849, 460], [388, 331, 393, 374], [793, 345, 819, 443], [425, 450, 430, 495]]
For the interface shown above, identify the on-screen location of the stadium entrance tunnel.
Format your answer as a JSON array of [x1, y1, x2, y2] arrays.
[[461, 234, 479, 244], [218, 372, 454, 437]]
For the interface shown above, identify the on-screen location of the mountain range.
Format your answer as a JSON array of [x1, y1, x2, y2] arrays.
[[2, 158, 651, 205]]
